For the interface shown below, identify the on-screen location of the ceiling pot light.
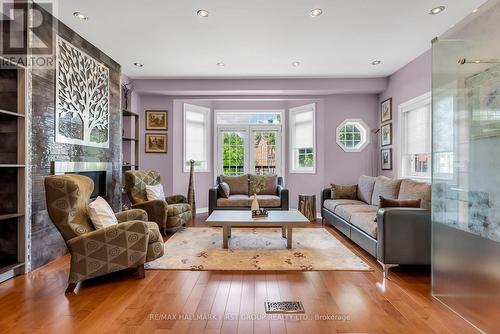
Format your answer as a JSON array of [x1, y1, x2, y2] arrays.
[[197, 9, 209, 17], [310, 8, 323, 17], [133, 62, 143, 67], [472, 8, 479, 13], [371, 60, 382, 65], [429, 6, 445, 15], [73, 11, 88, 20], [292, 61, 300, 67], [217, 62, 225, 67]]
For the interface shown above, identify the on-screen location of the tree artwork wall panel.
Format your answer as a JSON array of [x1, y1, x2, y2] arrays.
[[55, 36, 110, 148]]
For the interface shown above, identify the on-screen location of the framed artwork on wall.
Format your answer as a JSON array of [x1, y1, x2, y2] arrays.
[[381, 123, 392, 146], [381, 98, 392, 123], [145, 133, 167, 153], [381, 148, 392, 170], [146, 110, 168, 130]]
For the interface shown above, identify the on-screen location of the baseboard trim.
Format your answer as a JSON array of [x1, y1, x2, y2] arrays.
[[196, 207, 208, 214]]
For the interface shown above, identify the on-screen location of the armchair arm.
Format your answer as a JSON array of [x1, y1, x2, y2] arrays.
[[376, 208, 431, 265], [209, 185, 219, 215], [66, 220, 149, 283], [277, 185, 289, 210], [321, 188, 331, 206], [165, 195, 187, 205], [115, 209, 148, 222], [132, 200, 169, 229]]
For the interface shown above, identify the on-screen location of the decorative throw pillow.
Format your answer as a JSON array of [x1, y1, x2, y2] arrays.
[[218, 182, 230, 198], [249, 174, 277, 195], [88, 196, 118, 230], [330, 184, 358, 200], [379, 196, 421, 208], [145, 184, 166, 201]]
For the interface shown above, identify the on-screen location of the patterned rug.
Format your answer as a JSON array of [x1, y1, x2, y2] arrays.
[[145, 227, 371, 271]]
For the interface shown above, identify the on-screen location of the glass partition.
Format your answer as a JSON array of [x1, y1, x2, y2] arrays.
[[432, 1, 500, 332]]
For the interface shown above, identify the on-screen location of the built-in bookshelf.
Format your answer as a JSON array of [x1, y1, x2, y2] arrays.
[[0, 59, 27, 283], [121, 85, 139, 208]]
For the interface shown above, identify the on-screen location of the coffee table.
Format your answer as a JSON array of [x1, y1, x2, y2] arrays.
[[205, 210, 310, 249]]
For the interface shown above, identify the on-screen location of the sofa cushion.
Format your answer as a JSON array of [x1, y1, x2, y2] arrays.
[[255, 195, 281, 207], [217, 194, 250, 207], [221, 174, 249, 195], [334, 204, 378, 222], [330, 184, 357, 199], [218, 182, 230, 198], [357, 175, 377, 204], [350, 212, 378, 239], [249, 174, 277, 195], [399, 179, 431, 209], [323, 199, 366, 212], [371, 176, 402, 206]]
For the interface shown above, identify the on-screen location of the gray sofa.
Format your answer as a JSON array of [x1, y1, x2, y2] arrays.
[[321, 175, 431, 277], [209, 174, 289, 214]]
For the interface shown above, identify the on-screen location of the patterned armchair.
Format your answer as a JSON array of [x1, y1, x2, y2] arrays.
[[124, 170, 192, 234], [44, 174, 164, 293]]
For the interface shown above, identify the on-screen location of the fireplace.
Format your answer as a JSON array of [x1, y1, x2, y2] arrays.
[[51, 162, 112, 199]]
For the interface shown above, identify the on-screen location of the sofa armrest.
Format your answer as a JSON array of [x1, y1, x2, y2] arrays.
[[321, 188, 331, 207], [115, 209, 148, 222], [277, 185, 289, 210], [166, 195, 187, 204], [209, 185, 219, 215], [376, 207, 431, 265], [132, 200, 168, 229]]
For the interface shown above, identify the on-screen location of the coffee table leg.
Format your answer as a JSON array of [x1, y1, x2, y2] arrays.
[[222, 225, 229, 249], [287, 227, 293, 249], [228, 225, 231, 238], [282, 226, 286, 238]]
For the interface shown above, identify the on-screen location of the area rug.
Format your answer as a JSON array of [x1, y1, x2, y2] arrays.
[[145, 227, 371, 271]]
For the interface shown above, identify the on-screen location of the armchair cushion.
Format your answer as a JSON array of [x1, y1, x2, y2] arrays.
[[166, 194, 188, 204], [124, 170, 161, 205], [145, 184, 166, 201], [115, 209, 148, 222], [167, 203, 191, 216], [132, 200, 169, 228], [87, 196, 118, 229]]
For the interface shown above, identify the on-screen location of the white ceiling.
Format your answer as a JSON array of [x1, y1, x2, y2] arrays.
[[53, 0, 486, 79]]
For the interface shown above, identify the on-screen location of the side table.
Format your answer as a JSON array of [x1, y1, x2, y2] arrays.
[[298, 194, 316, 222]]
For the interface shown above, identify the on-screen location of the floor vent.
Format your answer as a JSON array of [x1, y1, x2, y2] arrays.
[[264, 301, 305, 314]]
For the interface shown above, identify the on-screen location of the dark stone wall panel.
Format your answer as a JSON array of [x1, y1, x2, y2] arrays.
[[30, 5, 121, 270]]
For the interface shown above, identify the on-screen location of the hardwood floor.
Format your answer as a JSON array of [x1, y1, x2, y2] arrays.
[[0, 214, 479, 334]]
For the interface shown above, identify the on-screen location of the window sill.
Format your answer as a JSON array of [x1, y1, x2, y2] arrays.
[[183, 169, 211, 173], [289, 170, 316, 175], [401, 175, 431, 183]]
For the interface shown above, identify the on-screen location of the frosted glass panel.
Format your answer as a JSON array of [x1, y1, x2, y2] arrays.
[[432, 1, 500, 332]]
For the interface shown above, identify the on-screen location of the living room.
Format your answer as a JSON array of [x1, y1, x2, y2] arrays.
[[0, 1, 498, 333]]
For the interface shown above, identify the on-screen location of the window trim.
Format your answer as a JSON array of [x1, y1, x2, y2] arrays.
[[183, 103, 211, 173], [397, 91, 432, 181], [289, 103, 316, 174], [213, 109, 285, 178], [335, 118, 370, 153]]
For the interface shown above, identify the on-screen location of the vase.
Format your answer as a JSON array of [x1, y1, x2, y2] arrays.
[[251, 194, 260, 211]]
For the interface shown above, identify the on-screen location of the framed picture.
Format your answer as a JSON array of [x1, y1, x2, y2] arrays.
[[381, 123, 392, 146], [146, 110, 168, 130], [381, 98, 392, 123], [145, 133, 167, 153], [381, 148, 392, 170]]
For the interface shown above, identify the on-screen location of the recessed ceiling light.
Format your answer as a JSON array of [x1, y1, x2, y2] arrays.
[[197, 9, 209, 17], [429, 6, 445, 15], [133, 62, 143, 67], [310, 8, 323, 17], [217, 62, 225, 67], [472, 8, 479, 13], [292, 61, 300, 67], [371, 60, 382, 65], [73, 12, 88, 20]]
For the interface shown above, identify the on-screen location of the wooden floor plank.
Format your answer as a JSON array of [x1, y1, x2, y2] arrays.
[[0, 214, 480, 334]]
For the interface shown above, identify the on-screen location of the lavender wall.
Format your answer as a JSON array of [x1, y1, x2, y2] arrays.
[[378, 50, 432, 178], [135, 95, 379, 211]]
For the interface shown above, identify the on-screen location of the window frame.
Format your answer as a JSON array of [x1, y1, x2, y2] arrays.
[[398, 91, 432, 181], [183, 103, 211, 173], [289, 103, 317, 174], [335, 118, 370, 153]]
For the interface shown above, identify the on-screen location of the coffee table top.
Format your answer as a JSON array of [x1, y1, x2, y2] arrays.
[[206, 210, 310, 227]]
